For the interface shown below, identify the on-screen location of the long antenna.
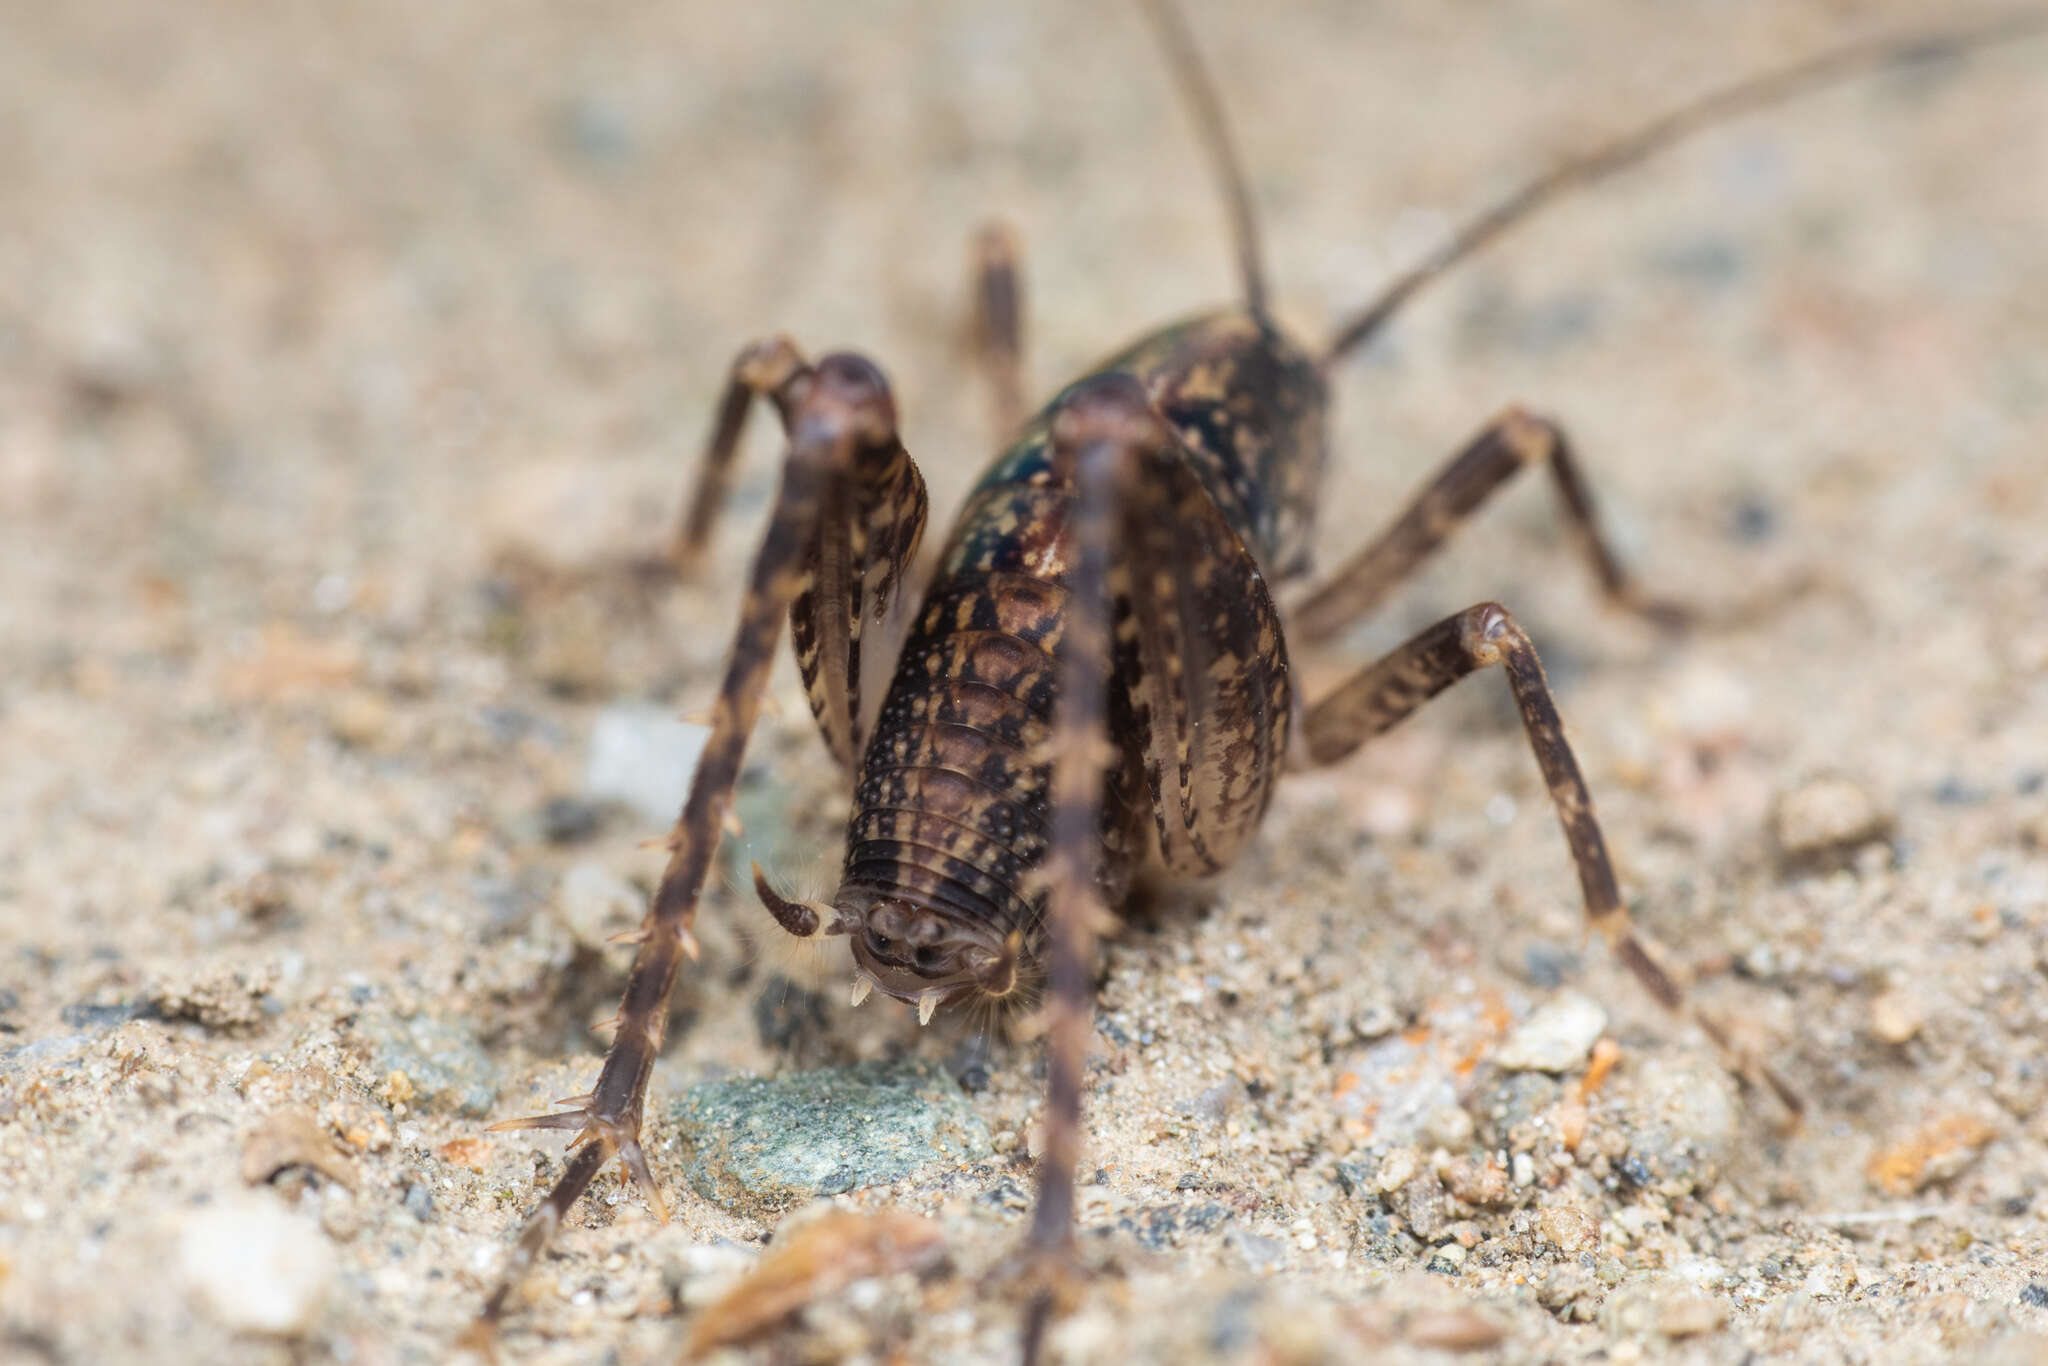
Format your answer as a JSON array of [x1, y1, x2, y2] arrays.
[[1138, 0, 1269, 319], [1323, 9, 2048, 366]]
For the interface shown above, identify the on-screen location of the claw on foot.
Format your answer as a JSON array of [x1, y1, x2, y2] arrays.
[[992, 1244, 1090, 1366], [1695, 1009, 1805, 1130], [615, 1133, 670, 1222], [486, 1104, 673, 1217], [487, 1108, 592, 1136]]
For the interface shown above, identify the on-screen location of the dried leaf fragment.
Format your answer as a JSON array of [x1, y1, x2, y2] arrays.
[[241, 1108, 357, 1189], [1866, 1114, 1996, 1195], [1405, 1307, 1506, 1351], [436, 1136, 492, 1172], [682, 1208, 945, 1358]]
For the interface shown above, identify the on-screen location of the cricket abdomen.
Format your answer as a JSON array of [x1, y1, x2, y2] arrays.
[[840, 555, 1132, 927], [835, 305, 1323, 987]]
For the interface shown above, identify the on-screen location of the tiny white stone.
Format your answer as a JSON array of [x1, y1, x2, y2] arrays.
[[179, 1195, 335, 1336], [1374, 1146, 1420, 1194], [1494, 992, 1608, 1074]]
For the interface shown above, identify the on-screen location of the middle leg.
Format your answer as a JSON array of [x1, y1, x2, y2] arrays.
[[971, 222, 1028, 443]]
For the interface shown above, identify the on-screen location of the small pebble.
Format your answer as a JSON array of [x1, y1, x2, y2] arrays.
[[179, 1196, 335, 1335], [1421, 1103, 1475, 1149], [1494, 993, 1607, 1074], [1443, 1157, 1510, 1206], [1622, 1054, 1738, 1189], [318, 1190, 363, 1242], [1869, 988, 1927, 1044], [669, 1060, 990, 1215], [1866, 1114, 1996, 1195], [1656, 1291, 1728, 1338], [1375, 1147, 1420, 1194], [1773, 775, 1892, 864], [539, 796, 604, 845], [1537, 1204, 1598, 1254], [326, 690, 393, 749], [1226, 1228, 1286, 1273], [358, 1013, 499, 1118]]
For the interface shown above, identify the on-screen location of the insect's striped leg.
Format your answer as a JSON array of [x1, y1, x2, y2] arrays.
[[972, 223, 1027, 443], [1018, 378, 1161, 1366], [1300, 602, 1801, 1115], [673, 335, 810, 570], [474, 354, 903, 1340], [463, 1142, 605, 1343], [1292, 408, 1684, 643]]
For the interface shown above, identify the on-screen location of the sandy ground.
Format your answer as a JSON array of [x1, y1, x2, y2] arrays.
[[5, 1, 2048, 1362]]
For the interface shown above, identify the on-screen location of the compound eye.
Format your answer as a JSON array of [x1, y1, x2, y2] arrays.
[[912, 945, 939, 972]]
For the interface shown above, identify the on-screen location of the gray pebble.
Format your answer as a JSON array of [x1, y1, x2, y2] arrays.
[[1620, 1053, 1738, 1190], [668, 1059, 991, 1215], [1226, 1228, 1287, 1273], [539, 796, 604, 845], [1773, 774, 1893, 867]]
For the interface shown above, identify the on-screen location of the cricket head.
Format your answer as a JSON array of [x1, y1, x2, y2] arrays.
[[751, 865, 1023, 1022]]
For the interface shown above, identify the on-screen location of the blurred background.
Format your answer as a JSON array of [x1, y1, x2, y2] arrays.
[[4, 1, 2046, 1362]]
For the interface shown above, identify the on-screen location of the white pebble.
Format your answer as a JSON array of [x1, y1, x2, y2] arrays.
[[179, 1195, 334, 1335], [1494, 992, 1607, 1074], [584, 704, 710, 826]]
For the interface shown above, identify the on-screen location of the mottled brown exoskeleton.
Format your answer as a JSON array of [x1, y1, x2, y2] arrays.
[[474, 2, 2048, 1355]]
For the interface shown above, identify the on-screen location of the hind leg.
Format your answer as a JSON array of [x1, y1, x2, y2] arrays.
[[1293, 407, 1685, 642], [1301, 601, 1801, 1114]]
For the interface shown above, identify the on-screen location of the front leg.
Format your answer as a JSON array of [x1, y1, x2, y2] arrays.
[[470, 353, 913, 1343], [675, 336, 930, 767], [1016, 373, 1293, 1362], [1018, 380, 1144, 1366]]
